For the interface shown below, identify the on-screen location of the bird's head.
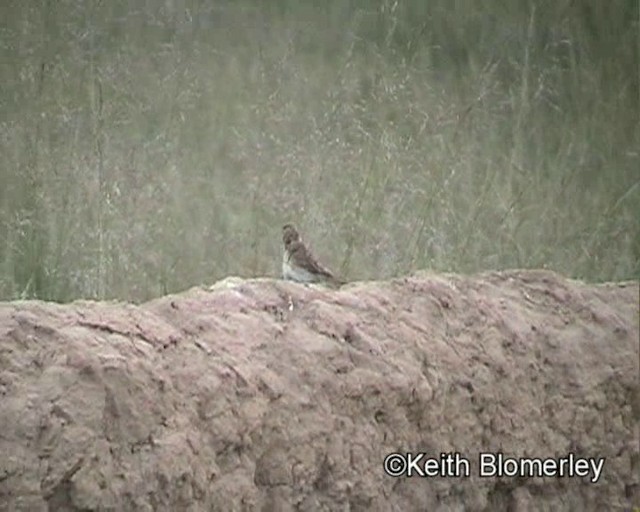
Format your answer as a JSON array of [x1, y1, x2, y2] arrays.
[[282, 223, 301, 247]]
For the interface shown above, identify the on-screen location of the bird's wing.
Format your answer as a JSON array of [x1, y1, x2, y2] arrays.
[[291, 242, 334, 278]]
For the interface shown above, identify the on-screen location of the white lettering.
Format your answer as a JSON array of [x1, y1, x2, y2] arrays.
[[479, 453, 497, 477]]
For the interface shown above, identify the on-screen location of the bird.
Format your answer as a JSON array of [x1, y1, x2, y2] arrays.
[[282, 223, 343, 286]]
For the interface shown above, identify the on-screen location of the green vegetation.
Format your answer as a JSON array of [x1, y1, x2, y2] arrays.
[[1, 0, 638, 302]]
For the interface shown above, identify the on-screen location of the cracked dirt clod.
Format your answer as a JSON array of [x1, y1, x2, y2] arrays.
[[0, 270, 638, 511]]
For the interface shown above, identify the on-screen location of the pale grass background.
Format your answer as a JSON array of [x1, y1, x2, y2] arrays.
[[1, 0, 638, 302]]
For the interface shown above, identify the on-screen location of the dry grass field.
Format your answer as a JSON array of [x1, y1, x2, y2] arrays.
[[0, 0, 638, 302]]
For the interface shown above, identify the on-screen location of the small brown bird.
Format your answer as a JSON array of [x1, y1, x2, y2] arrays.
[[282, 224, 343, 286]]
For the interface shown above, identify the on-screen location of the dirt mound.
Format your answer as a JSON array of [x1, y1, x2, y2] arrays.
[[0, 270, 638, 511]]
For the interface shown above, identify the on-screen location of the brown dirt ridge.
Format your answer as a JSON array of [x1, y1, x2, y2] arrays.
[[0, 269, 638, 511]]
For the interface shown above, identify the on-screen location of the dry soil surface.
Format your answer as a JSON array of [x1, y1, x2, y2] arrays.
[[0, 270, 638, 511]]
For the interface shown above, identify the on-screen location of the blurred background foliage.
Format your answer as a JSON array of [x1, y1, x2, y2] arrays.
[[0, 0, 638, 302]]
